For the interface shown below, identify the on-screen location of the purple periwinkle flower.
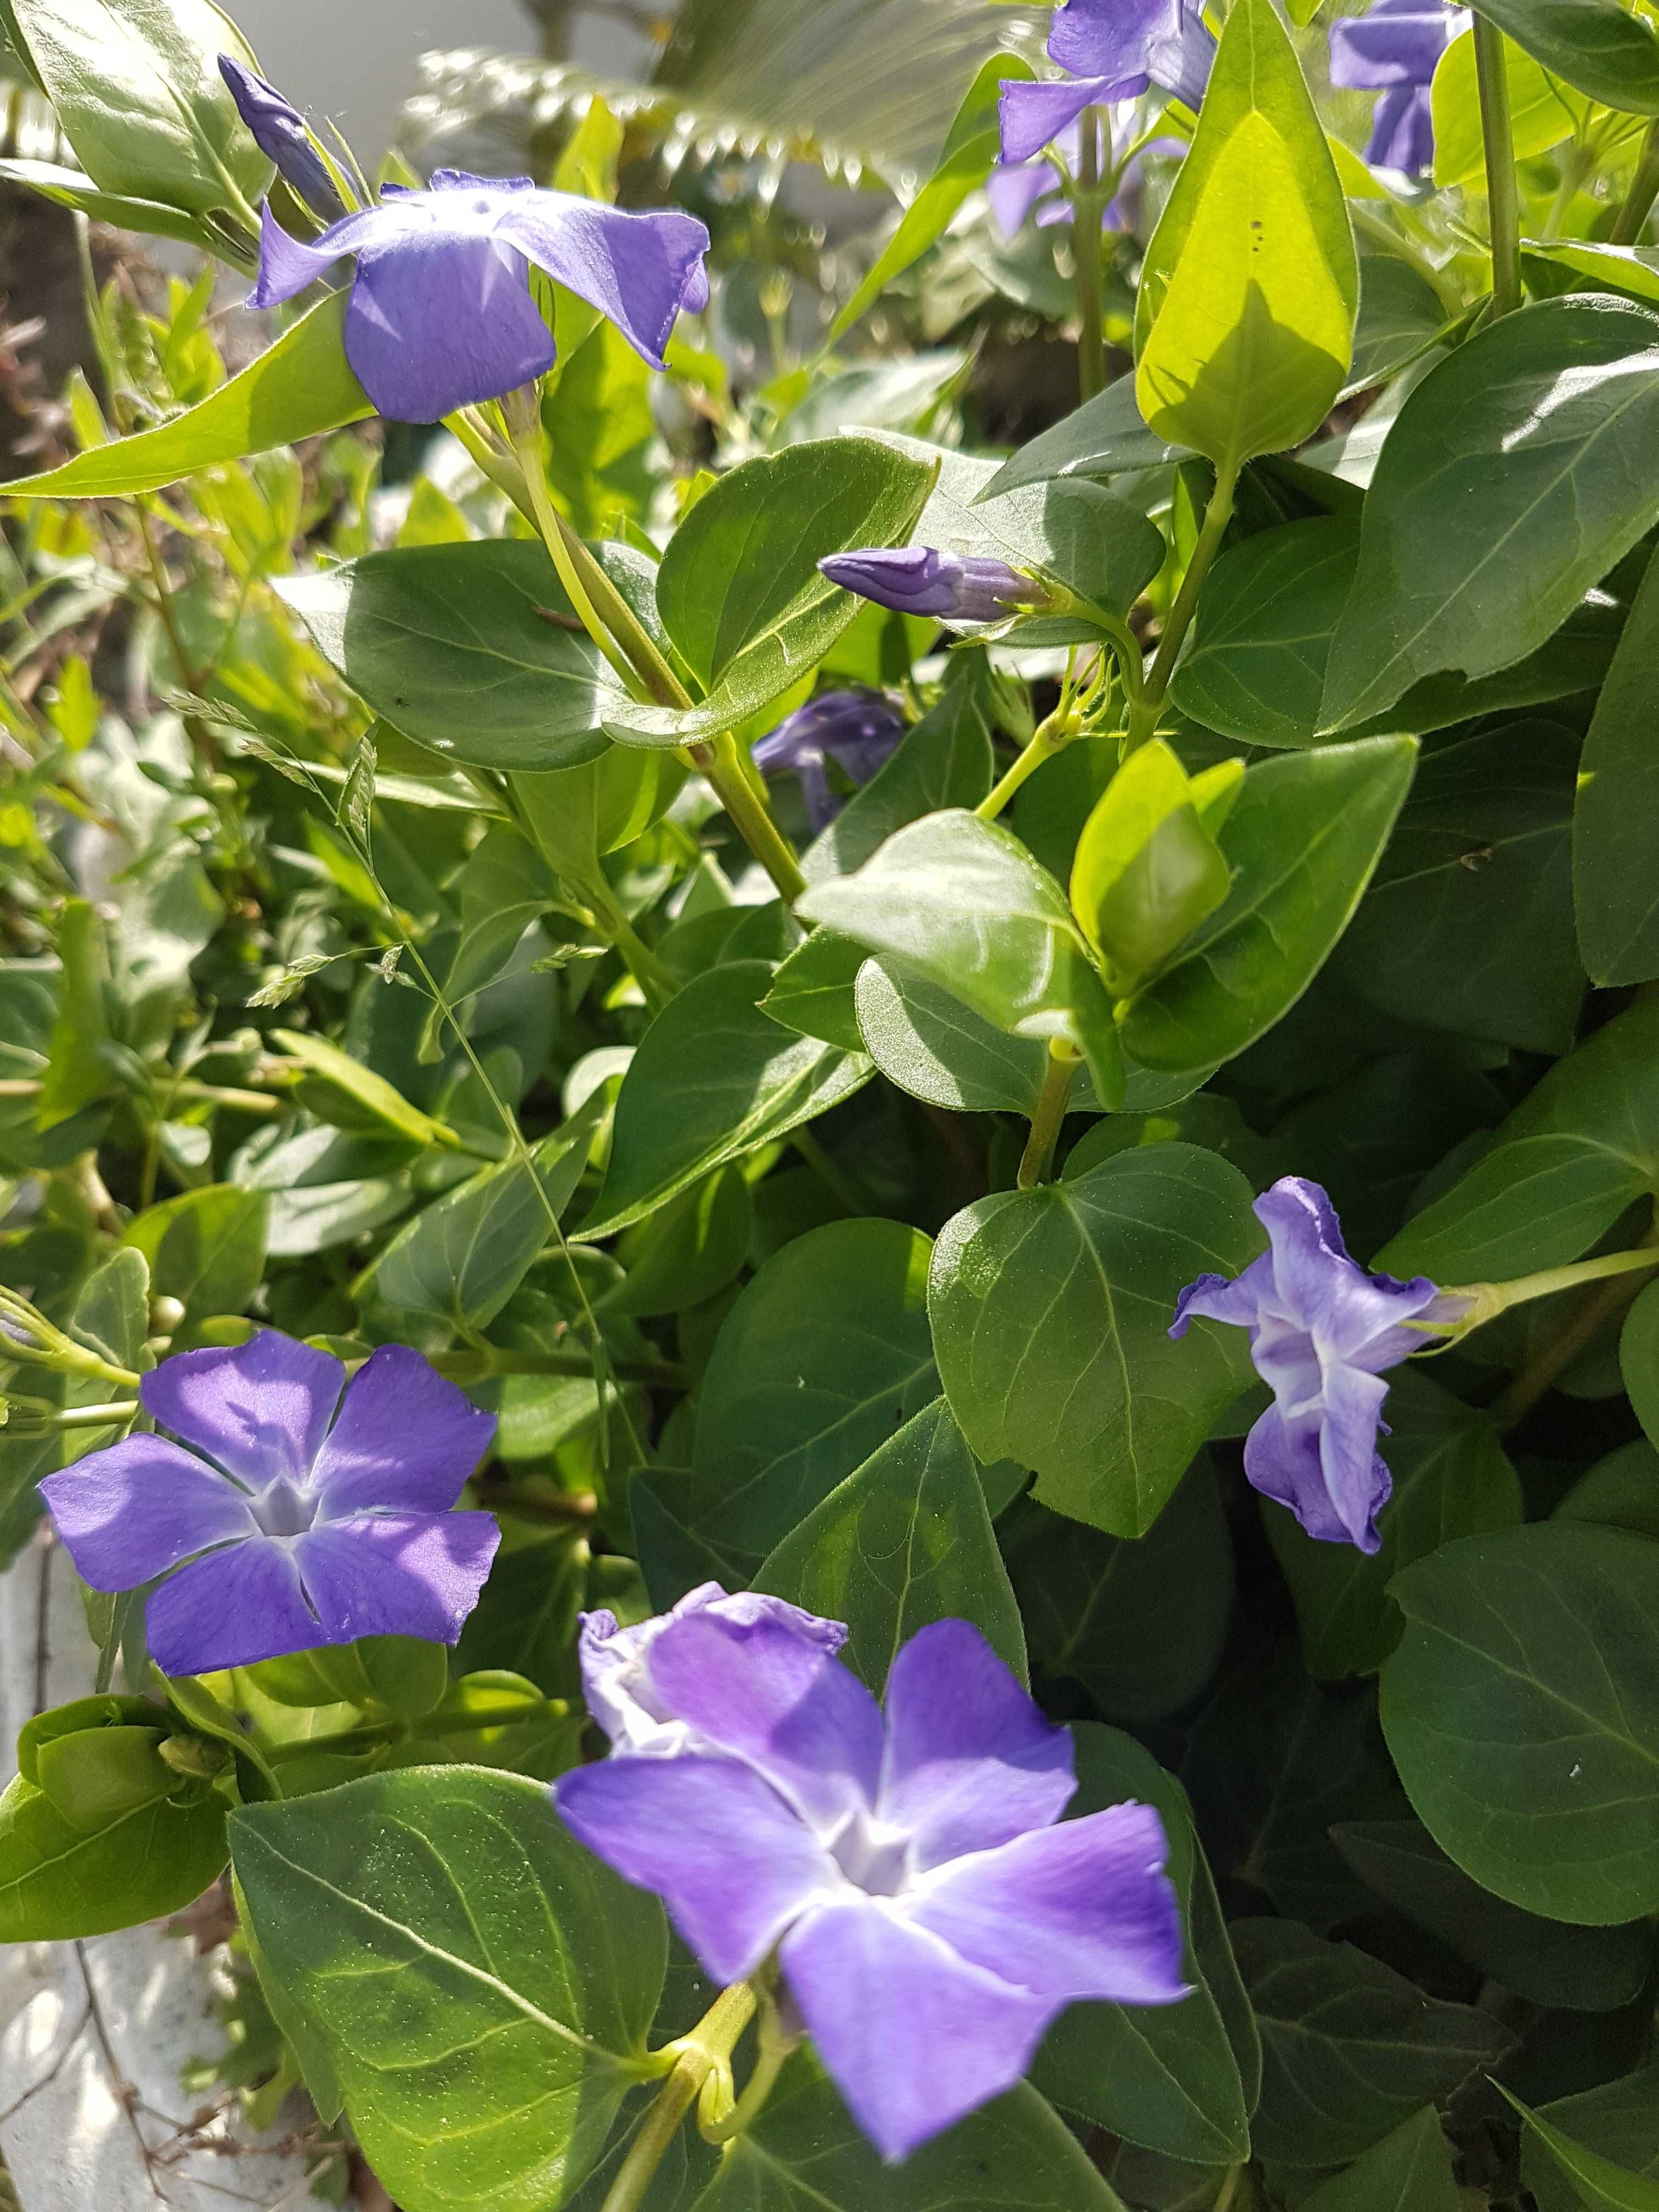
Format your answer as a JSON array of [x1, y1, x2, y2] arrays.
[[218, 55, 346, 222], [555, 1585, 1187, 2160], [1329, 0, 1463, 178], [247, 169, 710, 424], [752, 689, 906, 831], [988, 122, 1175, 239], [1170, 1178, 1446, 1554], [1046, 0, 1215, 113], [40, 1330, 500, 1675], [820, 548, 1048, 624]]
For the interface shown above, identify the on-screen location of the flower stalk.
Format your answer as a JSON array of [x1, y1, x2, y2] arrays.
[[1018, 1042, 1082, 1189], [1071, 105, 1109, 402], [1611, 116, 1659, 244], [1472, 14, 1522, 316], [603, 1981, 759, 2212]]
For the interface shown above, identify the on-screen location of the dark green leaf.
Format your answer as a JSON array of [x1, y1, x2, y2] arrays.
[[1296, 2107, 1460, 2212], [854, 954, 1058, 1115], [1623, 1281, 1659, 1451], [1519, 2066, 1659, 2212], [1346, 255, 1453, 394], [1555, 1440, 1659, 1542], [1468, 0, 1659, 113], [609, 1167, 753, 1317], [629, 1473, 746, 1613], [978, 374, 1192, 501], [1502, 2083, 1659, 2212], [757, 930, 868, 1053], [1576, 545, 1659, 984]]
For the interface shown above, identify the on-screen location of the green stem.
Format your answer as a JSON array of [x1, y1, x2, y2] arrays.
[[264, 1699, 571, 1765], [1126, 460, 1238, 750], [1018, 1044, 1080, 1189], [976, 706, 1075, 822], [1472, 14, 1522, 315], [1611, 115, 1659, 244], [1211, 2169, 1245, 2212], [700, 1987, 798, 2145], [582, 876, 678, 1015], [691, 732, 808, 906], [1347, 203, 1462, 314], [50, 1401, 139, 1431], [604, 1983, 759, 2212], [1492, 1215, 1659, 1430], [1073, 107, 1108, 404]]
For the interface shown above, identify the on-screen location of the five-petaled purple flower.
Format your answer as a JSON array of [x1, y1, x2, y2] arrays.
[[1171, 1177, 1445, 1553], [555, 1585, 1186, 2160], [820, 548, 1047, 625], [247, 167, 710, 423], [219, 55, 345, 221], [997, 0, 1214, 196], [40, 1330, 500, 1676], [752, 689, 907, 831], [1329, 0, 1463, 178]]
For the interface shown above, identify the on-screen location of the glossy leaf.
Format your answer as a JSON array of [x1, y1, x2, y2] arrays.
[[0, 1759, 228, 1940], [232, 1767, 667, 2212], [1070, 742, 1235, 995], [1467, 0, 1659, 114], [1381, 1522, 1659, 1923], [1432, 25, 1584, 185], [1576, 544, 1659, 984], [979, 376, 1190, 500], [928, 1144, 1261, 1536], [854, 954, 1056, 1115]]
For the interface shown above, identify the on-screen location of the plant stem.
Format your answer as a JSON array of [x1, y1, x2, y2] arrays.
[[1073, 107, 1108, 403], [700, 1987, 798, 2145], [1211, 2169, 1244, 2212], [1018, 1044, 1080, 1189], [1492, 1215, 1659, 1430], [976, 705, 1075, 822], [690, 732, 808, 905], [1472, 15, 1522, 315], [1126, 460, 1238, 750], [1612, 116, 1659, 243], [52, 1401, 140, 1431], [604, 1983, 759, 2212]]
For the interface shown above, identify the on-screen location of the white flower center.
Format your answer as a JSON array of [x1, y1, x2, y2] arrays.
[[827, 1807, 912, 1898], [250, 1477, 319, 1539]]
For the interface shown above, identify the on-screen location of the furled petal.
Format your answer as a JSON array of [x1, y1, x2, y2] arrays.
[[987, 160, 1061, 239], [309, 1345, 496, 1515], [1329, 0, 1452, 89], [1364, 80, 1436, 172], [647, 1607, 884, 1831], [578, 1585, 847, 1758], [141, 1331, 344, 1490], [346, 225, 556, 422], [556, 1754, 836, 1983], [292, 1510, 501, 1645], [1254, 1180, 1440, 1361], [247, 199, 383, 308], [40, 1435, 258, 1590], [906, 1801, 1188, 2005], [780, 1899, 1056, 2161], [145, 1536, 319, 1675], [494, 196, 710, 371], [218, 57, 343, 218], [1317, 1362, 1393, 1549], [998, 76, 1121, 165], [877, 1620, 1074, 1870], [819, 548, 1042, 622], [1243, 1401, 1389, 1551], [1169, 1251, 1273, 1338]]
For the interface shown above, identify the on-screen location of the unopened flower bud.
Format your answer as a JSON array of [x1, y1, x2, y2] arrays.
[[819, 546, 1051, 622], [218, 55, 347, 222]]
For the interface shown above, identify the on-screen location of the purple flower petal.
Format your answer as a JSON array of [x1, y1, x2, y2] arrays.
[[310, 1345, 496, 1516], [647, 1607, 884, 1830], [987, 161, 1062, 239], [556, 1754, 837, 1983], [1329, 0, 1452, 89], [1048, 0, 1215, 109], [819, 549, 1042, 622], [1244, 1401, 1390, 1552], [877, 1620, 1074, 1871], [780, 1898, 1056, 2160], [346, 225, 556, 422], [1318, 1362, 1394, 1548], [998, 76, 1121, 165], [1169, 1253, 1273, 1339], [145, 1536, 320, 1674], [906, 1801, 1188, 2005], [292, 1510, 501, 1645], [218, 57, 343, 218], [247, 199, 381, 308], [140, 1331, 344, 1491], [1254, 1180, 1440, 1361], [40, 1435, 258, 1590], [494, 196, 711, 371], [1364, 80, 1436, 173]]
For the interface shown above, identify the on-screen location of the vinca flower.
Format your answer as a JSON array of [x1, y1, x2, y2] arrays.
[[752, 689, 907, 830], [997, 0, 1215, 185], [1171, 1177, 1446, 1553], [247, 167, 710, 423], [988, 121, 1171, 238], [218, 55, 346, 221], [41, 1331, 499, 1676], [555, 1586, 1186, 2160], [1328, 0, 1464, 177], [820, 547, 1047, 623]]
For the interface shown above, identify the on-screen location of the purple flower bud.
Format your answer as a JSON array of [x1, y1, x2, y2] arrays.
[[40, 1330, 500, 1674], [218, 56, 346, 222], [556, 1595, 1187, 2160], [1328, 0, 1462, 177], [752, 689, 906, 830], [1170, 1177, 1445, 1553], [819, 546, 1048, 622]]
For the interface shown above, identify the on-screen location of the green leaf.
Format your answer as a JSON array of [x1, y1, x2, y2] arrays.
[[754, 1397, 1025, 1690], [1576, 545, 1659, 985], [1297, 2107, 1460, 2212], [1119, 737, 1417, 1075], [758, 929, 869, 1053], [1032, 1722, 1251, 2167], [1319, 298, 1659, 732], [1170, 516, 1618, 749], [1466, 0, 1659, 113], [279, 538, 620, 774], [978, 376, 1190, 501], [1234, 1916, 1514, 2170], [928, 1144, 1261, 1536], [456, 1535, 587, 1696], [1376, 995, 1659, 1282], [364, 1091, 605, 1333], [1623, 1280, 1659, 1452], [1345, 254, 1454, 394], [1331, 1817, 1655, 2013], [515, 748, 687, 885], [6, 293, 371, 499], [0, 156, 234, 255], [1265, 1367, 1522, 1682], [1523, 238, 1659, 311], [1555, 1440, 1659, 1542], [689, 2057, 1127, 2209], [610, 1166, 753, 1317], [36, 897, 114, 1128], [123, 1183, 268, 1333], [581, 962, 870, 1238], [853, 954, 1058, 1115], [1432, 25, 1585, 185], [1380, 1521, 1659, 1923], [232, 1767, 667, 2212], [0, 0, 270, 217], [545, 321, 656, 538], [1518, 2067, 1659, 2211], [272, 1028, 461, 1153], [827, 55, 1034, 343], [1135, 0, 1357, 468], [1069, 742, 1236, 996], [685, 1217, 936, 1574], [1500, 2084, 1659, 2212]]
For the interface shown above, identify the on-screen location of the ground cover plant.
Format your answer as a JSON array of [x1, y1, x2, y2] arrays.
[[1, 0, 1658, 2203]]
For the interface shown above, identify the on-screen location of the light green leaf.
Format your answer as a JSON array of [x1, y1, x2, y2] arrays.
[[272, 1028, 461, 1153], [755, 1397, 1026, 1689], [1523, 238, 1659, 310], [123, 1183, 268, 1331], [0, 156, 234, 256], [1576, 544, 1659, 985], [232, 1767, 667, 2212], [1135, 0, 1357, 468], [1380, 1521, 1659, 1924], [928, 1144, 1261, 1536], [854, 954, 1057, 1115], [1518, 2067, 1659, 2212], [1432, 25, 1584, 185], [36, 898, 114, 1129], [1069, 742, 1235, 996], [1465, 0, 1659, 113], [978, 376, 1190, 500], [1500, 2084, 1659, 2212], [7, 294, 371, 499]]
